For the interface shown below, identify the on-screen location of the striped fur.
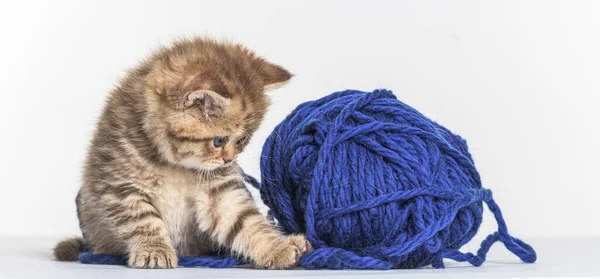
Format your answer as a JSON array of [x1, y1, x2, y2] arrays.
[[54, 37, 310, 269]]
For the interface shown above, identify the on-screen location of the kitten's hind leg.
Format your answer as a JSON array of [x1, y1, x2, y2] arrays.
[[98, 184, 178, 269]]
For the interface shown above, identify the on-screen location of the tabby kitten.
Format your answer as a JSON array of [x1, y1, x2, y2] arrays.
[[54, 37, 310, 269]]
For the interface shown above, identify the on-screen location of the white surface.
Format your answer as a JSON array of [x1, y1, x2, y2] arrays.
[[0, 237, 597, 279], [0, 1, 599, 239]]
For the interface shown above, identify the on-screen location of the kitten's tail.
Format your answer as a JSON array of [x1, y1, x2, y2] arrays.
[[54, 236, 85, 261]]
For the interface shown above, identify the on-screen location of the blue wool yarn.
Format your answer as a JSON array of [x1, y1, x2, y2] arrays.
[[78, 252, 239, 268], [258, 89, 537, 269], [78, 89, 536, 270]]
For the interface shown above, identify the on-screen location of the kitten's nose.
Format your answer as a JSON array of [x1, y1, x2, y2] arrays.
[[222, 147, 235, 164], [223, 155, 234, 164]]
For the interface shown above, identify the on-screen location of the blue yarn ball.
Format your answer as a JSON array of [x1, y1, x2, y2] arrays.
[[259, 89, 536, 269]]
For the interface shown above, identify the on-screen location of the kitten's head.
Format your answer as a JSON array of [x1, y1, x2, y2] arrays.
[[143, 38, 291, 171]]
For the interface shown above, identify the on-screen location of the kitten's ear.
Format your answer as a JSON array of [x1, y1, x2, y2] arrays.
[[185, 90, 230, 118], [260, 62, 292, 90]]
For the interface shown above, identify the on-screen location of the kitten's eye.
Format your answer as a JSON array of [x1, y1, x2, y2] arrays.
[[236, 136, 248, 146], [213, 136, 228, 148]]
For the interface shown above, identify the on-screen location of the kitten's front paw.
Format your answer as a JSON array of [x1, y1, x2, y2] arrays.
[[257, 235, 312, 269], [128, 245, 178, 269]]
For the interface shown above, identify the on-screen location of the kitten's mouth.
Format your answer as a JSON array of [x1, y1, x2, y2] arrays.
[[205, 160, 227, 168], [178, 156, 234, 171], [210, 159, 236, 168], [221, 161, 235, 168]]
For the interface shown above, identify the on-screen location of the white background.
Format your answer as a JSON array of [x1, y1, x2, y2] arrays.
[[0, 0, 598, 240]]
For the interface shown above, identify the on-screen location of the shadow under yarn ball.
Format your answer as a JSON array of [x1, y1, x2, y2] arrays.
[[259, 89, 536, 269]]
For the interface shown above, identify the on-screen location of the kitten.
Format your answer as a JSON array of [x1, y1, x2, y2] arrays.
[[53, 37, 310, 269]]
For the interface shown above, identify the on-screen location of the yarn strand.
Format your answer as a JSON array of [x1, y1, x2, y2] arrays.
[[442, 198, 537, 267], [77, 252, 239, 268]]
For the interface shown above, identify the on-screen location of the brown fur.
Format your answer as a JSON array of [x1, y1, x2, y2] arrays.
[[54, 37, 310, 269], [54, 237, 85, 261]]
